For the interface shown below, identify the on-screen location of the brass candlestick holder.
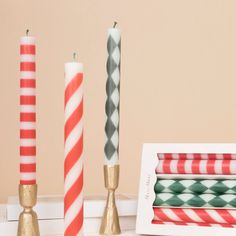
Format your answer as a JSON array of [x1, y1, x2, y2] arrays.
[[17, 184, 40, 236], [100, 165, 121, 235]]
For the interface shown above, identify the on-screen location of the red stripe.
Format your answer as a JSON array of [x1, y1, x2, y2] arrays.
[[20, 62, 35, 71], [20, 146, 36, 156], [20, 96, 36, 105], [208, 154, 217, 160], [197, 209, 218, 224], [163, 153, 173, 159], [223, 154, 232, 160], [65, 73, 83, 107], [177, 160, 185, 173], [20, 113, 36, 122], [194, 153, 202, 160], [20, 164, 36, 172], [153, 208, 173, 222], [64, 134, 83, 178], [20, 180, 36, 185], [20, 130, 36, 139], [20, 45, 35, 54], [222, 160, 231, 174], [65, 206, 83, 236], [20, 79, 35, 88], [219, 209, 236, 224], [206, 160, 215, 174], [192, 159, 200, 174], [179, 153, 187, 160], [64, 101, 83, 141], [173, 208, 197, 223], [162, 160, 171, 174], [64, 170, 83, 214]]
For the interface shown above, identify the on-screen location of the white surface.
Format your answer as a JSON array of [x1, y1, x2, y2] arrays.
[[7, 194, 137, 221], [1, 204, 136, 235], [136, 143, 236, 236]]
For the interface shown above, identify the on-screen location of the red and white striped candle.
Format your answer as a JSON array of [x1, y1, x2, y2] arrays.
[[20, 34, 36, 185], [156, 159, 236, 174], [64, 57, 84, 236], [157, 153, 236, 160], [153, 207, 236, 226]]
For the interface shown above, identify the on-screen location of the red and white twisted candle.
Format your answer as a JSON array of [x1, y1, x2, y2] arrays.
[[20, 35, 36, 185], [153, 208, 236, 225], [64, 59, 84, 236]]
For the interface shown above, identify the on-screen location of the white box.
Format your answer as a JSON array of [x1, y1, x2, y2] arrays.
[[7, 194, 137, 220], [136, 143, 236, 236], [1, 194, 138, 235]]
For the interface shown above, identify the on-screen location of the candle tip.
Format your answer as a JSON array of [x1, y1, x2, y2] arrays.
[[26, 29, 29, 36], [113, 21, 118, 28], [73, 52, 78, 61]]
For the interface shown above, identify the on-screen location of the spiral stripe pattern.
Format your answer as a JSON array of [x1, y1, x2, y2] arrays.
[[20, 36, 36, 185], [64, 63, 83, 236], [153, 208, 236, 225]]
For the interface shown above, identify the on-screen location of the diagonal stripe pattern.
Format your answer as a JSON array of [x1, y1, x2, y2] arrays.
[[20, 36, 36, 185], [154, 179, 236, 194], [64, 63, 83, 236], [104, 28, 121, 165], [153, 208, 236, 225]]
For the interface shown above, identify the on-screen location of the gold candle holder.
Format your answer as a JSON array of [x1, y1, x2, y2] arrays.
[[17, 184, 40, 236], [100, 165, 121, 235]]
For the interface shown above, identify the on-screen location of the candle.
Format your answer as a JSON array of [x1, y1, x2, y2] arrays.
[[104, 22, 121, 166], [152, 208, 236, 225], [156, 159, 236, 174], [20, 30, 36, 185], [64, 54, 84, 236]]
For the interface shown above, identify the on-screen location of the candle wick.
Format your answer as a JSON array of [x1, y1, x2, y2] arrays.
[[73, 52, 77, 61], [113, 21, 117, 28], [26, 29, 29, 36]]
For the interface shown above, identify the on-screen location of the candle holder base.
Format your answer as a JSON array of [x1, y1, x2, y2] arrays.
[[17, 184, 40, 236], [99, 165, 121, 235]]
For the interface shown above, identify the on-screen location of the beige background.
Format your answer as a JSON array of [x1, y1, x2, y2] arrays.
[[1, 0, 236, 203]]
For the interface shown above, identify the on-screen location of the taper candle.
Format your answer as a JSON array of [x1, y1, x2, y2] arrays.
[[20, 30, 36, 185], [105, 22, 121, 166], [152, 208, 236, 225], [64, 54, 84, 236], [156, 159, 236, 174]]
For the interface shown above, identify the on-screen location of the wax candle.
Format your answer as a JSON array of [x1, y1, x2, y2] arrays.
[[152, 208, 236, 225], [20, 31, 36, 185], [104, 22, 121, 166], [64, 54, 84, 236]]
